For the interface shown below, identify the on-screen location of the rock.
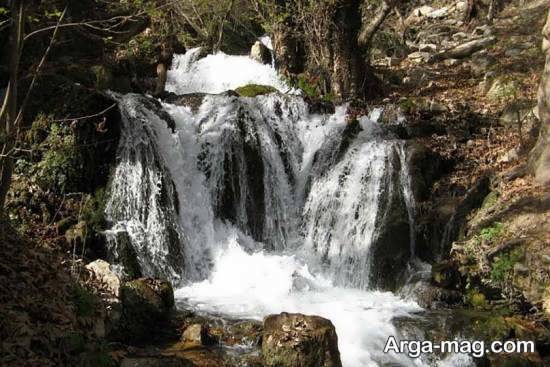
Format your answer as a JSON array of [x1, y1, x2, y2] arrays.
[[513, 262, 529, 276], [117, 278, 175, 342], [250, 41, 271, 65], [426, 7, 448, 19], [470, 54, 496, 75], [505, 48, 523, 57], [387, 56, 401, 67], [235, 84, 277, 97], [451, 32, 468, 41], [544, 288, 550, 317], [262, 313, 342, 367], [180, 324, 216, 347], [444, 59, 461, 66], [418, 43, 437, 52], [472, 25, 493, 37], [455, 1, 468, 13], [429, 101, 448, 112], [486, 77, 520, 101], [407, 51, 431, 63], [430, 36, 496, 63], [413, 5, 435, 17], [86, 259, 121, 296], [120, 357, 191, 367], [413, 282, 463, 309]]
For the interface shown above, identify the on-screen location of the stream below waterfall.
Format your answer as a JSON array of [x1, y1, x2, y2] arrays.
[[104, 47, 477, 367]]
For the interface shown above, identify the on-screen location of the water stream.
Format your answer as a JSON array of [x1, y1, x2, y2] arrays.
[[104, 48, 474, 367]]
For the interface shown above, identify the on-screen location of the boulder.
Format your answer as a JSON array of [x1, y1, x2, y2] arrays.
[[86, 259, 121, 296], [262, 313, 342, 367], [117, 278, 175, 341], [250, 41, 272, 65]]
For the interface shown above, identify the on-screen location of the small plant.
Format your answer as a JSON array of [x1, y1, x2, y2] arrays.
[[490, 248, 523, 283], [479, 222, 504, 242]]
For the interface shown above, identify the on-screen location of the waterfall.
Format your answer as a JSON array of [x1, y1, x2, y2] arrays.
[[102, 49, 464, 367]]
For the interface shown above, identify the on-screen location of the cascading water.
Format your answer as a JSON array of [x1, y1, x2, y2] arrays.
[[105, 48, 473, 366]]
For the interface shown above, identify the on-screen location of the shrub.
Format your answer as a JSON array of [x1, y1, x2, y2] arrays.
[[490, 248, 523, 283]]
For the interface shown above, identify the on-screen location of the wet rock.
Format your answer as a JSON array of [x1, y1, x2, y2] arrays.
[[250, 41, 272, 65], [120, 357, 192, 367], [262, 313, 342, 367], [413, 282, 463, 309], [86, 259, 121, 296], [117, 278, 175, 342], [235, 84, 277, 97], [180, 324, 216, 347]]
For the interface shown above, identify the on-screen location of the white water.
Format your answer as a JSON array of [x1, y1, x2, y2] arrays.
[[166, 48, 295, 95], [106, 49, 473, 366]]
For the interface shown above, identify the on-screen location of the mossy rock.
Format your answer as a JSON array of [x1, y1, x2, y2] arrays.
[[262, 313, 342, 367], [117, 278, 175, 342], [235, 84, 278, 97]]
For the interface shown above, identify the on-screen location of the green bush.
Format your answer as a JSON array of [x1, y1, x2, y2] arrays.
[[479, 222, 504, 242], [490, 248, 523, 283], [35, 123, 80, 193]]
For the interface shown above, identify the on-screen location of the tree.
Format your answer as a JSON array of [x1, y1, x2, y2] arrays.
[[254, 0, 396, 101], [529, 10, 550, 185], [0, 0, 25, 211]]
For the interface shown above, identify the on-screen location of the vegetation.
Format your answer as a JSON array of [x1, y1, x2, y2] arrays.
[[235, 84, 277, 97]]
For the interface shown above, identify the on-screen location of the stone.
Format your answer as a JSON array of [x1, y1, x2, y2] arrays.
[[117, 278, 175, 342], [429, 101, 448, 112], [418, 43, 437, 52], [387, 56, 401, 67], [250, 41, 271, 65], [430, 37, 496, 63], [455, 1, 468, 13], [262, 313, 342, 367], [414, 5, 435, 17], [487, 77, 520, 101], [407, 51, 431, 63], [180, 324, 214, 347], [451, 32, 468, 41], [470, 54, 496, 75], [444, 59, 461, 66], [86, 259, 121, 296], [120, 357, 191, 367], [498, 148, 520, 164], [513, 262, 529, 276], [426, 7, 448, 19], [505, 48, 523, 57]]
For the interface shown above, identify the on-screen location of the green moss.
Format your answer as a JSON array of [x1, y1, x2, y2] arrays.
[[481, 191, 499, 210], [467, 290, 488, 309], [235, 84, 278, 97]]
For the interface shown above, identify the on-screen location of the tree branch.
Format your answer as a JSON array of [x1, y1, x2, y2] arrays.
[[358, 0, 395, 49]]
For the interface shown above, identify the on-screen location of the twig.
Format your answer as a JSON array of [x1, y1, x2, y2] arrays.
[[13, 7, 68, 138], [53, 103, 117, 123]]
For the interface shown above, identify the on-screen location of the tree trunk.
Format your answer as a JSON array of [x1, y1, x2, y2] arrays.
[[330, 0, 365, 99], [0, 0, 24, 211], [529, 10, 550, 186]]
